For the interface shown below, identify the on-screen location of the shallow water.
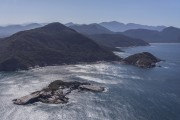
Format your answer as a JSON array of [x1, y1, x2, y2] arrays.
[[0, 43, 180, 120]]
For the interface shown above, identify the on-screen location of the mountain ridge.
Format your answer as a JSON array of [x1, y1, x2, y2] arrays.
[[123, 26, 180, 43], [69, 23, 113, 35], [0, 22, 120, 71], [100, 21, 166, 32], [0, 23, 43, 38]]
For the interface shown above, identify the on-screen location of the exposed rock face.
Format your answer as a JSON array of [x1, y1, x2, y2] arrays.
[[13, 80, 105, 105], [122, 52, 161, 68], [13, 91, 41, 105]]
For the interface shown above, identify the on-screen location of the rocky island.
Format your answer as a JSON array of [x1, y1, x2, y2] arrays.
[[13, 80, 105, 105], [123, 52, 161, 68]]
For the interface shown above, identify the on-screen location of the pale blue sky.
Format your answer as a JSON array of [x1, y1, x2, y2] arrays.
[[0, 0, 179, 27]]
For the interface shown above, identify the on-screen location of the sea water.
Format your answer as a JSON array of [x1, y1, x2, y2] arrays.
[[0, 43, 180, 120]]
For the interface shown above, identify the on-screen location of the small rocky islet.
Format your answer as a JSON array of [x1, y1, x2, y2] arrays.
[[13, 80, 105, 105], [122, 52, 161, 68]]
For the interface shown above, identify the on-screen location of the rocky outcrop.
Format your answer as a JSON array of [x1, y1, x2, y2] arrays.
[[13, 80, 105, 105], [122, 52, 161, 68], [13, 91, 41, 105], [79, 85, 105, 92]]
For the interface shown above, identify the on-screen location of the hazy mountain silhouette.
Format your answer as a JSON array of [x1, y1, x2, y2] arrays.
[[69, 23, 113, 35], [160, 27, 180, 42], [0, 23, 43, 38], [123, 27, 180, 43], [65, 22, 78, 27], [69, 23, 149, 48], [100, 21, 166, 32], [0, 22, 120, 71], [0, 21, 167, 38]]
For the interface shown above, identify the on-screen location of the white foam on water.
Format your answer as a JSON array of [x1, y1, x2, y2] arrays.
[[103, 87, 109, 92], [129, 76, 142, 80], [0, 80, 15, 84], [163, 66, 170, 69], [0, 62, 144, 120], [77, 75, 122, 84], [114, 51, 130, 58]]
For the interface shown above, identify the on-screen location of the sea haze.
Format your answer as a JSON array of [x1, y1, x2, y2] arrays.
[[0, 43, 180, 120]]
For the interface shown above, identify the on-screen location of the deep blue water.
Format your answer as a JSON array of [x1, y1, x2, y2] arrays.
[[0, 43, 180, 120]]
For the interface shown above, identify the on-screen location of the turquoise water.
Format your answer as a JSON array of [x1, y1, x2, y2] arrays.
[[0, 43, 180, 120]]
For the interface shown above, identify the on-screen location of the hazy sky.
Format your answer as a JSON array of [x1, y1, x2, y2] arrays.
[[0, 0, 179, 27]]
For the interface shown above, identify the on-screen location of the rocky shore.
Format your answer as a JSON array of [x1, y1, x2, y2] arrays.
[[13, 80, 105, 105]]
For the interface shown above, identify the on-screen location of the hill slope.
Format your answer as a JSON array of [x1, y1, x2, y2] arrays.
[[0, 22, 120, 71], [88, 34, 149, 48]]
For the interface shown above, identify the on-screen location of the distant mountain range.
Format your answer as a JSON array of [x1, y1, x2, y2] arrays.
[[67, 23, 149, 48], [122, 27, 180, 43], [69, 23, 113, 35], [99, 21, 166, 32], [68, 22, 180, 43], [0, 21, 179, 43], [0, 23, 120, 71], [0, 23, 43, 38]]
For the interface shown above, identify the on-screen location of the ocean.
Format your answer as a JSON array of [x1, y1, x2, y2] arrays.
[[0, 43, 180, 120]]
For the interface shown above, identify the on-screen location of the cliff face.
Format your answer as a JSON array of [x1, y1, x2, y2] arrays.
[[0, 22, 121, 71]]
